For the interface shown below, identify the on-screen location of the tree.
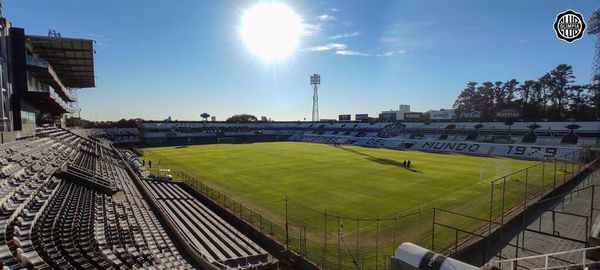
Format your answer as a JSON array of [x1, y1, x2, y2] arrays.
[[568, 84, 590, 119], [201, 113, 210, 121], [477, 81, 495, 119], [545, 64, 575, 117], [590, 74, 600, 118], [66, 117, 91, 128], [517, 80, 539, 119], [226, 114, 258, 123], [517, 80, 535, 105], [422, 111, 431, 122], [65, 117, 140, 128], [451, 63, 590, 120], [502, 79, 519, 107], [115, 118, 138, 128], [453, 82, 479, 116], [492, 81, 505, 111]]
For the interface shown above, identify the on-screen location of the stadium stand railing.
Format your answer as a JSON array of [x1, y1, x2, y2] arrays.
[[487, 244, 600, 270], [430, 157, 600, 267]]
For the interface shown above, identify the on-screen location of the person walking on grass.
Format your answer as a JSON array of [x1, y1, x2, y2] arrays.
[[407, 160, 411, 168]]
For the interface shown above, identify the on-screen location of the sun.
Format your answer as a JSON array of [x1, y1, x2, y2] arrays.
[[240, 2, 303, 62]]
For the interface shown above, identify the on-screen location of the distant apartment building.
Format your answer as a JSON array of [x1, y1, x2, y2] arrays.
[[379, 104, 411, 122]]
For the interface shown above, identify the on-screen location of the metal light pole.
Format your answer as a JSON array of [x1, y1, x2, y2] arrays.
[[310, 74, 320, 121], [588, 9, 600, 117]]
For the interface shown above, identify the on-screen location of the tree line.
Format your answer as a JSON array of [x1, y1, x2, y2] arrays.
[[226, 114, 258, 122], [65, 114, 263, 127], [66, 117, 140, 128], [452, 64, 600, 121]]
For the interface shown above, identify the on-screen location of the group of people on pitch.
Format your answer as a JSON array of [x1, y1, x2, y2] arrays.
[[403, 160, 412, 168]]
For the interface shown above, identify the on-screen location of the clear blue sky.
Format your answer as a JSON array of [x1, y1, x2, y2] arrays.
[[6, 1, 599, 121]]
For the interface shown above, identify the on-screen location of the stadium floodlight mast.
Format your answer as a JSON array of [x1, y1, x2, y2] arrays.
[[589, 8, 600, 84], [310, 74, 320, 121]]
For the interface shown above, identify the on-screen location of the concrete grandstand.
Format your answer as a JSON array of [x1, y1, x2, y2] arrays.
[[139, 121, 594, 161], [0, 2, 598, 270]]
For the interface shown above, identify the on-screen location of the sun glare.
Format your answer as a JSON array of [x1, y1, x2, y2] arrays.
[[241, 2, 302, 62]]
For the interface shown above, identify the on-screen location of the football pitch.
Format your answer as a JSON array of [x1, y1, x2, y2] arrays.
[[140, 142, 538, 218], [139, 142, 565, 267]]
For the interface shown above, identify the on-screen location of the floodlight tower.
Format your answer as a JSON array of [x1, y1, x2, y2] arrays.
[[589, 8, 600, 117], [589, 8, 600, 84], [310, 74, 320, 121]]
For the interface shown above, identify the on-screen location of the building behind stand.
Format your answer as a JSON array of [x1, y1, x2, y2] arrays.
[[0, 10, 94, 142]]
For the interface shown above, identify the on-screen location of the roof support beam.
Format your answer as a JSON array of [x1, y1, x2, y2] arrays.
[[38, 56, 92, 61], [33, 47, 93, 52]]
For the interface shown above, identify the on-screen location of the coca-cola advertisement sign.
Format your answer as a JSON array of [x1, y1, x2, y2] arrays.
[[459, 111, 482, 119]]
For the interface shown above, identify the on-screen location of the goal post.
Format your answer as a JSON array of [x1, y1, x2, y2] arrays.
[[480, 162, 512, 183]]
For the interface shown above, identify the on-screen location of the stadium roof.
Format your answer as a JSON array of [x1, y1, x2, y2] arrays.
[[26, 35, 95, 88]]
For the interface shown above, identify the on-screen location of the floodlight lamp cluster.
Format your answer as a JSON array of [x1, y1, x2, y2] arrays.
[[310, 74, 320, 86]]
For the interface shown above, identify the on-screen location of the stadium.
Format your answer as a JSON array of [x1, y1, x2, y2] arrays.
[[0, 1, 599, 270]]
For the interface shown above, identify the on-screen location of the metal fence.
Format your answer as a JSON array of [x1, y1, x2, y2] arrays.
[[431, 183, 598, 266], [487, 157, 581, 229], [144, 149, 595, 270], [284, 198, 431, 270], [172, 171, 288, 244], [156, 168, 432, 269], [431, 156, 600, 266]]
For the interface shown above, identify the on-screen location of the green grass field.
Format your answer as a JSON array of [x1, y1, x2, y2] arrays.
[[139, 142, 573, 269]]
